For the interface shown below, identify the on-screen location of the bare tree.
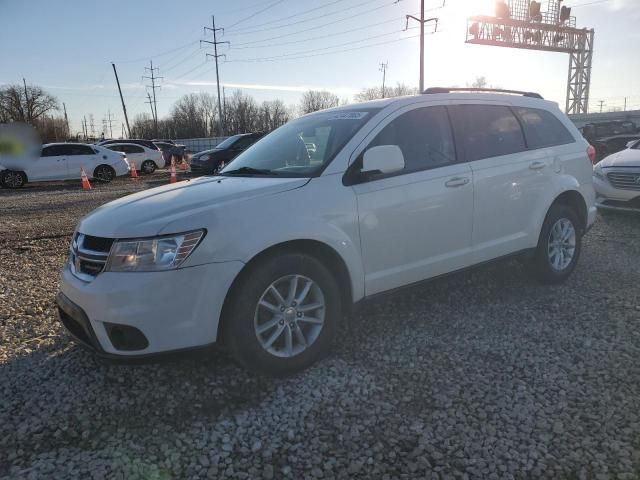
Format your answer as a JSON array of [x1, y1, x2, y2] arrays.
[[197, 92, 217, 136], [469, 76, 489, 89], [354, 83, 418, 102], [299, 90, 339, 115], [0, 83, 59, 123], [223, 90, 260, 135]]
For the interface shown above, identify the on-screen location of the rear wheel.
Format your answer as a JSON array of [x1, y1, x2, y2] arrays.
[[93, 165, 115, 183], [141, 160, 157, 174], [531, 204, 582, 284], [224, 253, 341, 376], [0, 170, 27, 189]]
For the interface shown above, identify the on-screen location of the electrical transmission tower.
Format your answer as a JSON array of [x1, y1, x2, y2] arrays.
[[89, 114, 95, 138], [102, 110, 115, 138], [143, 60, 162, 136], [405, 0, 440, 93], [201, 15, 229, 136], [379, 62, 389, 98], [465, 0, 595, 114], [145, 92, 156, 125]]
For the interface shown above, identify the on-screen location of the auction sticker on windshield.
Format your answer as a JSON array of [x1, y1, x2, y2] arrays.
[[326, 112, 369, 120]]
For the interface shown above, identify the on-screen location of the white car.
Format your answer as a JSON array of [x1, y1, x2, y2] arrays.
[[103, 143, 164, 174], [0, 143, 129, 188], [593, 139, 640, 212], [57, 89, 596, 375]]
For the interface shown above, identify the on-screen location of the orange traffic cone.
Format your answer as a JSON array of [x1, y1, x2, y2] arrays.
[[170, 157, 177, 184], [129, 160, 138, 179], [179, 157, 188, 171], [80, 167, 92, 190]]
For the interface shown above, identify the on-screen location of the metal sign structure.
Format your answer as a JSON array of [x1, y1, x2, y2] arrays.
[[465, 1, 594, 114]]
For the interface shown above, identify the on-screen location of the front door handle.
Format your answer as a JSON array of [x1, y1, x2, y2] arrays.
[[445, 176, 470, 188], [529, 161, 546, 170]]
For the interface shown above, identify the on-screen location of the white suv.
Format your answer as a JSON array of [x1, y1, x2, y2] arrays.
[[57, 89, 596, 375]]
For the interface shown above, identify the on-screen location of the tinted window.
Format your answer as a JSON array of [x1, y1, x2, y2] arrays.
[[107, 145, 124, 152], [233, 136, 257, 150], [68, 145, 95, 155], [126, 145, 144, 153], [450, 105, 526, 161], [41, 145, 65, 157], [365, 106, 456, 175], [515, 107, 574, 149]]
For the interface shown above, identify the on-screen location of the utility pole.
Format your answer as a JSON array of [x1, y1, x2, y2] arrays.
[[89, 114, 95, 138], [104, 110, 115, 138], [379, 61, 388, 98], [121, 123, 125, 139], [145, 92, 156, 125], [598, 100, 605, 113], [22, 78, 31, 122], [112, 63, 131, 138], [83, 115, 88, 141], [202, 16, 229, 136], [624, 97, 627, 112], [143, 60, 162, 137], [63, 103, 70, 138], [222, 85, 227, 126], [406, 2, 439, 93]]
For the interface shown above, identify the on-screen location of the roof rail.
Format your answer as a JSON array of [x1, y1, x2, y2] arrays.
[[423, 87, 543, 99]]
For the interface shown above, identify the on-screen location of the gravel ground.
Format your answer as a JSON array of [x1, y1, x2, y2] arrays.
[[1, 177, 640, 480]]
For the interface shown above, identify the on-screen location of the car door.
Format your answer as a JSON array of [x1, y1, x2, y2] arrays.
[[348, 104, 474, 296], [29, 145, 69, 181], [65, 144, 98, 179], [448, 103, 552, 263]]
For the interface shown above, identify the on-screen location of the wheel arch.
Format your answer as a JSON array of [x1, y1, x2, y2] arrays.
[[547, 190, 588, 234], [218, 239, 354, 340]]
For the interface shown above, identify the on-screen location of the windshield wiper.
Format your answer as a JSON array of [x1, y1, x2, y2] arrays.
[[221, 166, 278, 176]]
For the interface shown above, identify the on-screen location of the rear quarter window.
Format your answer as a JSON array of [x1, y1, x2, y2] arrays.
[[449, 105, 527, 161], [514, 107, 575, 149]]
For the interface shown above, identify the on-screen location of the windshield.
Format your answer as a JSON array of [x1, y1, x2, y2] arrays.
[[220, 109, 379, 177], [214, 135, 242, 150]]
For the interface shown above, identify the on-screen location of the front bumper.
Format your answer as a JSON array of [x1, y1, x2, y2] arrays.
[[593, 175, 640, 212], [57, 260, 244, 356]]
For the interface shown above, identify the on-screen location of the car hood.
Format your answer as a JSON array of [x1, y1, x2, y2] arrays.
[[600, 149, 640, 168], [78, 176, 309, 238]]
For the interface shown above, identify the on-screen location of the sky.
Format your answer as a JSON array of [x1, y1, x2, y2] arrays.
[[1, 0, 638, 136]]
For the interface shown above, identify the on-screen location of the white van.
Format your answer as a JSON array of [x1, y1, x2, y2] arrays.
[[57, 89, 596, 375]]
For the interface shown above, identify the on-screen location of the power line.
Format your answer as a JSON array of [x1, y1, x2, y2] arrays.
[[226, 0, 345, 33], [226, 0, 287, 29], [569, 0, 612, 7], [114, 40, 200, 64], [225, 0, 397, 37]]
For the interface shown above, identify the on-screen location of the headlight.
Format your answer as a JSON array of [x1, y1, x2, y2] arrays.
[[105, 230, 205, 272], [593, 164, 605, 180]]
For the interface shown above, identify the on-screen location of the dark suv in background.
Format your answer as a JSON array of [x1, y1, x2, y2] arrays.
[[190, 132, 265, 174]]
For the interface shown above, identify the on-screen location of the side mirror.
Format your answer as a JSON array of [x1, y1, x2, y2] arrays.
[[361, 145, 405, 175]]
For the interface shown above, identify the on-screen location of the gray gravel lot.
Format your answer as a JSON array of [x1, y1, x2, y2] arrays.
[[1, 176, 640, 480]]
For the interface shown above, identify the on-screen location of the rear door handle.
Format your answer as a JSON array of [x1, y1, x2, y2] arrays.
[[529, 161, 546, 170], [445, 176, 470, 188]]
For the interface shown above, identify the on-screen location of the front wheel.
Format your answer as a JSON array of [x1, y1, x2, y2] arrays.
[[141, 160, 156, 174], [0, 170, 27, 189], [93, 165, 115, 183], [224, 253, 341, 376], [531, 204, 582, 284]]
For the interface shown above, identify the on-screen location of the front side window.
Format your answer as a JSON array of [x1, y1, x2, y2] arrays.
[[68, 145, 95, 155], [220, 108, 380, 177], [515, 107, 575, 149], [364, 105, 456, 175], [450, 105, 526, 161], [232, 136, 257, 150]]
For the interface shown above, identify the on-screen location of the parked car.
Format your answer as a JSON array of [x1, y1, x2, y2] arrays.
[[0, 143, 128, 188], [190, 133, 265, 174], [152, 139, 175, 145], [593, 139, 640, 212], [97, 138, 160, 151], [591, 134, 640, 161], [57, 89, 596, 375], [154, 141, 186, 167], [104, 143, 164, 174]]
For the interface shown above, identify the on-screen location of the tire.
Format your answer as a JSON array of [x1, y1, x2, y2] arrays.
[[141, 160, 157, 174], [224, 253, 341, 376], [93, 165, 115, 183], [0, 170, 27, 189], [531, 204, 582, 284]]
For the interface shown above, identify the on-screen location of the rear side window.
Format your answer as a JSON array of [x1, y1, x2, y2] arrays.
[[68, 145, 95, 155], [366, 105, 456, 174], [515, 107, 575, 149], [233, 136, 257, 150], [450, 105, 526, 161], [127, 145, 144, 153]]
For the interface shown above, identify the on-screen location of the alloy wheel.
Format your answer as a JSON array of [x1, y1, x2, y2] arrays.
[[4, 171, 24, 188], [547, 218, 576, 271], [254, 274, 326, 358], [94, 166, 114, 182]]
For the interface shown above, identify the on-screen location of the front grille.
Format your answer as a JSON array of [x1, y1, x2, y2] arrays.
[[606, 171, 640, 191], [70, 233, 113, 280]]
